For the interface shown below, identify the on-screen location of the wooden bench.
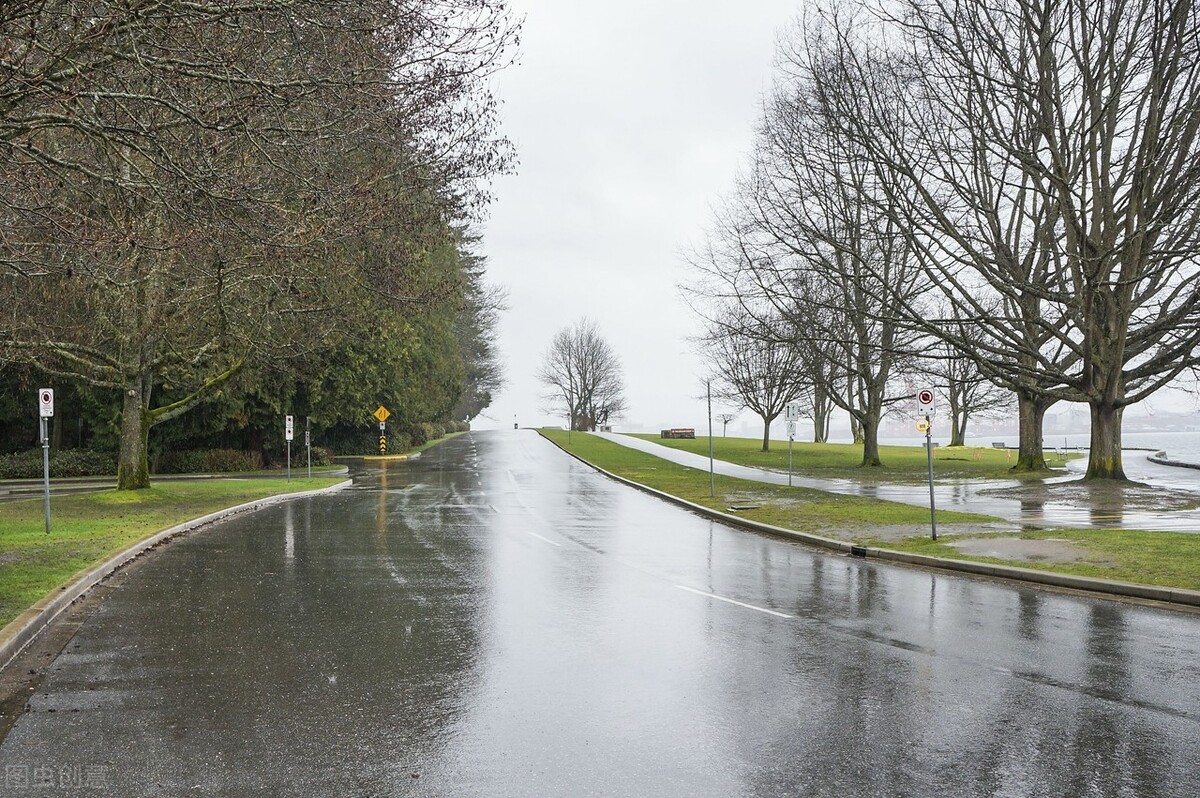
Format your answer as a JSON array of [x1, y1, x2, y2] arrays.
[[661, 428, 696, 439]]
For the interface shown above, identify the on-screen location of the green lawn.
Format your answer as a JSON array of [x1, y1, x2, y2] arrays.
[[627, 432, 1074, 481], [863, 529, 1200, 591], [547, 431, 1200, 594], [0, 477, 343, 628], [541, 430, 993, 530]]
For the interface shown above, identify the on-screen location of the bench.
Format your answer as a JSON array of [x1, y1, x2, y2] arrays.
[[661, 428, 696, 439], [991, 442, 1007, 449]]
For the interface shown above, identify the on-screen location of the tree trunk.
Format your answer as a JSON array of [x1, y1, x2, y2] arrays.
[[117, 384, 151, 490], [1012, 391, 1053, 472], [1085, 401, 1126, 480], [859, 413, 882, 467], [812, 385, 831, 443], [950, 409, 967, 447], [761, 415, 771, 452]]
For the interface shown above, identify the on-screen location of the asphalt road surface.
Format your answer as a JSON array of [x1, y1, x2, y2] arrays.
[[1, 431, 1198, 797]]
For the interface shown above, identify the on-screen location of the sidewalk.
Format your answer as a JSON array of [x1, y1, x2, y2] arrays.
[[594, 433, 1200, 531]]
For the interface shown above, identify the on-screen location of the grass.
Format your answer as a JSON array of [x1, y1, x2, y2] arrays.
[[540, 430, 994, 531], [548, 431, 1200, 594], [0, 476, 343, 628], [862, 529, 1200, 591], [628, 432, 1075, 481]]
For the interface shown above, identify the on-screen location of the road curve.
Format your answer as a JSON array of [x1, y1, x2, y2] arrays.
[[0, 430, 1197, 797]]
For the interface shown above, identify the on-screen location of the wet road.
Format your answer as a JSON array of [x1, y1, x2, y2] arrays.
[[2, 430, 1199, 796], [596, 432, 1200, 530]]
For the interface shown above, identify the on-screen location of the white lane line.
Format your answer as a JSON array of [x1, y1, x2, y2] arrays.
[[527, 532, 563, 547], [675, 585, 793, 619]]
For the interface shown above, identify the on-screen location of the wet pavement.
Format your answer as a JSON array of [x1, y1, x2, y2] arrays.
[[596, 432, 1200, 531], [1, 430, 1198, 796]]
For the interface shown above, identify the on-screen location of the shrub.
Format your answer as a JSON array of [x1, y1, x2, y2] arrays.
[[158, 449, 261, 474], [408, 424, 428, 447], [0, 448, 117, 479]]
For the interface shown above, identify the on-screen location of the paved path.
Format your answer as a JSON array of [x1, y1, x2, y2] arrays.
[[596, 433, 1200, 531], [1, 430, 1198, 796]]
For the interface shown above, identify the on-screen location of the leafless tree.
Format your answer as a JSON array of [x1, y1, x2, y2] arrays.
[[816, 0, 1200, 479], [914, 340, 1013, 447], [536, 319, 627, 432], [725, 41, 923, 466], [715, 412, 737, 437], [700, 308, 809, 452]]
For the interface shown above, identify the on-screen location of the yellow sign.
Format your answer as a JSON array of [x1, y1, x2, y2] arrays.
[[916, 418, 930, 432], [373, 405, 391, 423]]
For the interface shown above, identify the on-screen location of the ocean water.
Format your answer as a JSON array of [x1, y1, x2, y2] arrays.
[[879, 430, 1200, 466]]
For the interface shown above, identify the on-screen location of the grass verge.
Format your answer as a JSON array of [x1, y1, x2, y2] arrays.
[[628, 433, 1075, 481], [864, 529, 1200, 591], [0, 477, 343, 628], [540, 429, 994, 531], [548, 431, 1200, 594]]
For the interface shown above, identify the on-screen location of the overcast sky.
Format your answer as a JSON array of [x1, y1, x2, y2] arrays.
[[475, 0, 1198, 437], [477, 0, 800, 434]]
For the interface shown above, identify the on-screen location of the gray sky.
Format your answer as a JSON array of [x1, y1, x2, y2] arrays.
[[476, 0, 1199, 437], [478, 0, 800, 434]]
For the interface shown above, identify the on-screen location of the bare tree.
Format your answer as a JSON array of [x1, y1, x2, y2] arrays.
[[701, 308, 808, 452], [536, 319, 627, 432], [817, 0, 1200, 479], [730, 43, 924, 466], [715, 412, 738, 437], [915, 341, 1013, 447]]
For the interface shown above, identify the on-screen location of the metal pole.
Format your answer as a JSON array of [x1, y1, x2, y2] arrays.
[[287, 440, 291, 483], [41, 417, 51, 535], [708, 381, 715, 498], [926, 415, 937, 540], [788, 434, 793, 487], [306, 417, 311, 479]]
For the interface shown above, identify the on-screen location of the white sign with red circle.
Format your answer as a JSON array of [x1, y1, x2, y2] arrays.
[[916, 388, 935, 416], [38, 388, 54, 418]]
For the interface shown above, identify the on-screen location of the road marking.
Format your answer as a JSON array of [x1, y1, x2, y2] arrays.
[[528, 532, 562, 547], [674, 585, 793, 619]]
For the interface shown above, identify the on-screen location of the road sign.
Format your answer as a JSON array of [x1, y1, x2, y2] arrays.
[[785, 401, 802, 421], [916, 418, 930, 432], [786, 419, 797, 439], [285, 415, 294, 441], [379, 435, 387, 454], [373, 405, 391, 423], [38, 388, 54, 418], [916, 388, 935, 416]]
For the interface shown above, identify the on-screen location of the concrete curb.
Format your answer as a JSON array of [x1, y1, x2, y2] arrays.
[[0, 479, 354, 674], [541, 434, 1200, 610], [1148, 452, 1200, 472]]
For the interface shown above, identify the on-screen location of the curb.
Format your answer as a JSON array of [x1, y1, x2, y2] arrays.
[[0, 479, 354, 674], [1148, 452, 1200, 472], [540, 434, 1200, 610]]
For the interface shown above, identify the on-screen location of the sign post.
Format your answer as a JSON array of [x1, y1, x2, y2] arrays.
[[785, 401, 801, 487], [285, 415, 294, 482], [373, 406, 390, 455], [916, 389, 937, 540], [305, 417, 312, 479], [39, 389, 53, 534]]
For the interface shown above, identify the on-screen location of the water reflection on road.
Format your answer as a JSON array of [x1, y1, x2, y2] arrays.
[[1, 431, 1197, 797], [596, 432, 1200, 530]]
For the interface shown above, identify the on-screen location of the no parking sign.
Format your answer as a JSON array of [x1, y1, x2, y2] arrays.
[[916, 388, 935, 416]]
